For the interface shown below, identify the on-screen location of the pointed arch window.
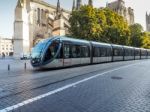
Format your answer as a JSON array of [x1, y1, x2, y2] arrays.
[[37, 8, 41, 24]]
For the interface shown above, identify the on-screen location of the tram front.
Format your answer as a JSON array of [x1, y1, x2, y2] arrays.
[[31, 37, 61, 67]]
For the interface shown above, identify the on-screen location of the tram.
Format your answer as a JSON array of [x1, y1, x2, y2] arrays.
[[31, 36, 150, 68]]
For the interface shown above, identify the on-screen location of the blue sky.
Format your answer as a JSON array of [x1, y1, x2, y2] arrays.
[[0, 0, 150, 38]]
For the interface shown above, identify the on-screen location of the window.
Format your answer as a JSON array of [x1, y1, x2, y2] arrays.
[[80, 46, 89, 57], [71, 45, 81, 58], [125, 49, 134, 56], [101, 48, 107, 57], [72, 45, 77, 58], [113, 48, 123, 56], [94, 47, 100, 57], [64, 44, 70, 59], [43, 40, 60, 62], [57, 47, 63, 59], [141, 50, 146, 56], [37, 8, 41, 23], [107, 48, 112, 56]]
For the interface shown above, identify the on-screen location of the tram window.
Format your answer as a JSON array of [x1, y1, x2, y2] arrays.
[[135, 50, 140, 56], [94, 47, 100, 57], [64, 44, 71, 59], [107, 48, 111, 56], [101, 48, 107, 57], [44, 40, 59, 62], [72, 45, 77, 58], [125, 49, 129, 56], [129, 50, 132, 56], [80, 46, 89, 57], [131, 50, 134, 56], [71, 45, 81, 58], [141, 51, 146, 56], [57, 47, 63, 59], [113, 48, 122, 56]]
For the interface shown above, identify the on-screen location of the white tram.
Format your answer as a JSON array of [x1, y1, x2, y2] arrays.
[[31, 36, 150, 68]]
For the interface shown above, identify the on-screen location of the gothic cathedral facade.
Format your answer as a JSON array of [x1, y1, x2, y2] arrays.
[[14, 0, 70, 57], [146, 12, 150, 32], [107, 0, 134, 25]]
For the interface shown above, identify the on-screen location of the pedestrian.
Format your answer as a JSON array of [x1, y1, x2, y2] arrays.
[[2, 53, 5, 59]]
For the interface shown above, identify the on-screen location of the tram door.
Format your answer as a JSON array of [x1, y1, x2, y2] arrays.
[[63, 44, 72, 66]]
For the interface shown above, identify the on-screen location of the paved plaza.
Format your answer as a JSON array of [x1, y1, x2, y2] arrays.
[[0, 59, 150, 112]]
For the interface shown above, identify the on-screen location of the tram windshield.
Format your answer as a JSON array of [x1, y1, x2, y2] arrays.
[[43, 39, 60, 62], [31, 39, 48, 59]]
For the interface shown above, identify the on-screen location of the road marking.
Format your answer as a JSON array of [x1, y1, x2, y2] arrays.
[[0, 63, 139, 112]]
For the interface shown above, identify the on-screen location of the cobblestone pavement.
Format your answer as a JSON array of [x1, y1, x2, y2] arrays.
[[0, 59, 150, 112]]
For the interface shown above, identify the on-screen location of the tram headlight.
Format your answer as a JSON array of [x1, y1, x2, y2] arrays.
[[31, 58, 40, 64]]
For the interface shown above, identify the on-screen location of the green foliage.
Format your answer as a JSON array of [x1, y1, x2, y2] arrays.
[[101, 8, 130, 45], [129, 23, 143, 47], [142, 32, 150, 49], [69, 6, 106, 41], [69, 6, 130, 45]]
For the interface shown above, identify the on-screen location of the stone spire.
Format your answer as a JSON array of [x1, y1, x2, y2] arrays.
[[88, 0, 93, 6], [17, 0, 24, 8], [106, 2, 109, 7], [76, 0, 82, 10], [146, 12, 150, 31], [72, 0, 76, 11], [56, 0, 63, 19], [56, 0, 61, 13]]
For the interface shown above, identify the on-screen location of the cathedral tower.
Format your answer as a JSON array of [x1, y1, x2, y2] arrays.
[[146, 12, 150, 32], [14, 0, 30, 58], [53, 0, 66, 36], [88, 0, 93, 6], [72, 0, 76, 11], [76, 0, 82, 10]]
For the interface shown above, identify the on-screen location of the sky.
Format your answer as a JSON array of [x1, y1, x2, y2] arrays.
[[0, 0, 150, 38]]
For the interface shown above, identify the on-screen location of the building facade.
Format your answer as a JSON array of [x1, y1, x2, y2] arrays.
[[146, 12, 150, 32], [14, 0, 70, 58], [0, 37, 13, 56], [13, 0, 94, 58], [106, 0, 134, 25]]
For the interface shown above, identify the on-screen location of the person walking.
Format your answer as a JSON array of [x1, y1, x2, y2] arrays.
[[2, 53, 5, 59]]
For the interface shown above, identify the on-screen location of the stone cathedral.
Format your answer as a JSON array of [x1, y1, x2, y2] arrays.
[[146, 12, 150, 32], [14, 0, 71, 57], [106, 0, 134, 25]]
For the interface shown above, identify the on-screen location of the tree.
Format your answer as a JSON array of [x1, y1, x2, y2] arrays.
[[69, 6, 130, 45], [129, 23, 143, 47], [69, 6, 106, 41], [142, 32, 150, 49], [102, 8, 130, 45]]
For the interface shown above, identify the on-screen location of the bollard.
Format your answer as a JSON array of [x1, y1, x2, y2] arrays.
[[8, 64, 10, 71], [24, 62, 27, 70]]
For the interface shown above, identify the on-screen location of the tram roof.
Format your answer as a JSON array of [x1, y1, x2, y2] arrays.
[[45, 36, 90, 45], [111, 44, 123, 48], [50, 36, 112, 46], [59, 36, 90, 44], [123, 45, 134, 49], [91, 41, 112, 47]]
